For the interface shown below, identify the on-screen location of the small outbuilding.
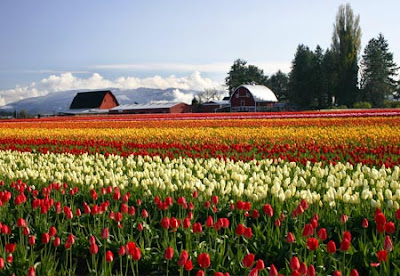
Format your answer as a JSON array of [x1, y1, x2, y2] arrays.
[[69, 90, 119, 110], [109, 102, 190, 114], [230, 84, 278, 112]]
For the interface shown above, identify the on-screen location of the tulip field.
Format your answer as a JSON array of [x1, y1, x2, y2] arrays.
[[0, 109, 400, 276]]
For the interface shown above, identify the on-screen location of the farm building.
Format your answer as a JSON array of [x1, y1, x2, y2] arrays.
[[69, 90, 119, 110], [109, 102, 190, 114], [197, 100, 230, 113], [230, 84, 278, 112], [61, 90, 119, 115]]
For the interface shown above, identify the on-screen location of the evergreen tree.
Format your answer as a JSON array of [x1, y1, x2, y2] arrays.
[[360, 34, 399, 107], [225, 59, 268, 95], [331, 3, 362, 107], [288, 44, 315, 109]]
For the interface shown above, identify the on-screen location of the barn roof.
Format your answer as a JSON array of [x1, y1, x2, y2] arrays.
[[110, 102, 184, 111], [69, 90, 118, 109], [239, 84, 278, 102]]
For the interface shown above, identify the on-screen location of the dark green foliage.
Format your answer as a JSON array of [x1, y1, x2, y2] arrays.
[[266, 70, 289, 102], [331, 3, 362, 107], [225, 59, 268, 95], [360, 34, 399, 107]]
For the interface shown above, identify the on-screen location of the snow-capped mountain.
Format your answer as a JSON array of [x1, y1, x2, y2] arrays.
[[0, 88, 199, 115]]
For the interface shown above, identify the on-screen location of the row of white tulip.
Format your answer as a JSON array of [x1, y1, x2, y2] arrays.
[[0, 150, 399, 210]]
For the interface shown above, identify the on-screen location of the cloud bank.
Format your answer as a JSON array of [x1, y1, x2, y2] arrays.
[[0, 71, 220, 106]]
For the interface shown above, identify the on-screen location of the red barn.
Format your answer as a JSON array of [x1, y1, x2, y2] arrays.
[[230, 84, 278, 112], [69, 90, 119, 110]]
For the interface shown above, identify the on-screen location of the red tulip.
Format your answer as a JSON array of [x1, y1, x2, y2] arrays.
[[198, 252, 211, 269], [118, 245, 126, 256], [302, 223, 313, 237], [90, 243, 98, 255], [106, 250, 114, 262], [206, 216, 214, 228], [377, 250, 387, 262], [184, 259, 193, 271], [263, 204, 274, 217], [299, 262, 307, 275], [384, 235, 393, 252], [327, 240, 336, 253], [196, 270, 205, 276], [242, 253, 255, 268], [244, 227, 253, 239], [307, 264, 315, 276], [6, 254, 12, 264], [27, 266, 35, 276], [236, 224, 245, 236], [211, 195, 219, 205], [350, 269, 359, 276], [385, 221, 395, 234], [317, 228, 327, 241], [42, 233, 50, 244], [101, 227, 109, 239], [193, 222, 203, 233], [170, 217, 180, 229], [17, 217, 27, 227], [0, 258, 4, 270], [332, 271, 342, 276], [249, 268, 258, 276], [274, 219, 281, 227], [340, 214, 348, 224], [269, 264, 278, 276], [165, 246, 174, 260], [362, 218, 369, 228], [131, 247, 141, 261], [28, 235, 36, 246], [252, 209, 260, 219], [49, 226, 57, 237], [183, 217, 191, 229], [340, 239, 351, 251], [290, 256, 300, 271], [214, 273, 224, 276], [161, 217, 170, 229], [306, 237, 319, 251], [53, 237, 61, 247], [5, 243, 16, 253], [137, 222, 143, 231], [301, 199, 309, 210], [286, 232, 295, 243], [396, 209, 400, 220], [141, 209, 149, 218], [310, 218, 318, 229], [192, 190, 198, 198], [178, 250, 189, 267], [255, 259, 265, 270], [343, 231, 352, 242]]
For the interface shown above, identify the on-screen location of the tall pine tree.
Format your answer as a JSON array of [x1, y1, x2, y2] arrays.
[[331, 4, 362, 107], [360, 34, 399, 107]]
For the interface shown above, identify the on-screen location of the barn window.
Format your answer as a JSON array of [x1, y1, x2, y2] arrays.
[[246, 92, 250, 97], [235, 93, 239, 98], [240, 100, 246, 106]]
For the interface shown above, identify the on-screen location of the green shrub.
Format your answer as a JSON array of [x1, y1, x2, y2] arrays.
[[353, 101, 372, 109]]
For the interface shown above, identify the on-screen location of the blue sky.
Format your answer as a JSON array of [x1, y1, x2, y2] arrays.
[[0, 0, 399, 105]]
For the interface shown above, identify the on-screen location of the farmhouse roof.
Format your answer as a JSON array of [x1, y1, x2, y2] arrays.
[[69, 90, 118, 109], [239, 84, 278, 102]]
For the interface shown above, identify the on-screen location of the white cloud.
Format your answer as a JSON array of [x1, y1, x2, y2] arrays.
[[171, 89, 194, 104], [0, 71, 221, 105]]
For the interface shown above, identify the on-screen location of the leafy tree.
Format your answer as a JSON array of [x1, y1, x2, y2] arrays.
[[266, 70, 289, 101], [331, 3, 362, 107], [360, 34, 399, 107], [225, 59, 268, 95], [321, 49, 338, 107]]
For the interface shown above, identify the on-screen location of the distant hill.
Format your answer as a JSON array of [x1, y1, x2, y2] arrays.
[[0, 88, 200, 115]]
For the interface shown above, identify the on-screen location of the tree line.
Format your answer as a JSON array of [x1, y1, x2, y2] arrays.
[[225, 4, 400, 109]]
